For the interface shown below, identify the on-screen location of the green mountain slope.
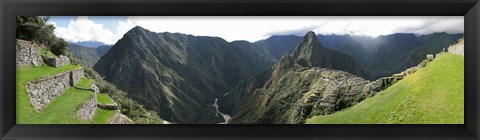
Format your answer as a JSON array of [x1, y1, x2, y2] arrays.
[[68, 43, 112, 67], [93, 26, 275, 123], [306, 53, 463, 124]]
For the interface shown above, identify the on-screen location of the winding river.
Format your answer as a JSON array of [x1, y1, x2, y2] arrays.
[[212, 98, 231, 124]]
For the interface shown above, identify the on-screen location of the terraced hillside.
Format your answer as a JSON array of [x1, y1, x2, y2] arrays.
[[306, 52, 464, 124], [16, 40, 132, 124]]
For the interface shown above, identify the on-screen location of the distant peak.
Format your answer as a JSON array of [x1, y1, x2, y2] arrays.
[[132, 26, 146, 30], [305, 31, 316, 37]]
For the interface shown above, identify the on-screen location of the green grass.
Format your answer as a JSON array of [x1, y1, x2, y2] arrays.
[[93, 93, 118, 124], [17, 64, 81, 83], [92, 109, 117, 124], [97, 93, 115, 104], [76, 78, 94, 88], [306, 53, 464, 124], [17, 78, 95, 124], [40, 48, 58, 58], [17, 65, 93, 124]]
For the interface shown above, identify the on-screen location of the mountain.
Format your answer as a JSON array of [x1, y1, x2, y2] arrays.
[[254, 35, 301, 60], [69, 41, 108, 48], [223, 31, 377, 124], [367, 32, 463, 79], [68, 43, 112, 67], [317, 34, 373, 66], [96, 45, 113, 56], [292, 31, 368, 79], [255, 32, 462, 80], [93, 26, 275, 123]]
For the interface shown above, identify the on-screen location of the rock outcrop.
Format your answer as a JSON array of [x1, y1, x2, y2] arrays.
[[16, 39, 43, 67]]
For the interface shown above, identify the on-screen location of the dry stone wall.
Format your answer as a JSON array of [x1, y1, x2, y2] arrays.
[[16, 40, 43, 67], [448, 38, 464, 56], [110, 112, 133, 124], [26, 68, 84, 111], [77, 94, 97, 120], [70, 68, 84, 86], [44, 55, 71, 68], [27, 72, 70, 111]]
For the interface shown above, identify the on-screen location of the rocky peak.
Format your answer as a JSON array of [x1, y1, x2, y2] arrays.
[[124, 26, 148, 36], [292, 31, 324, 67]]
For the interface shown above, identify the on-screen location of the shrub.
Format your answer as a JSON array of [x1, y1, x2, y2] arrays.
[[16, 16, 68, 56]]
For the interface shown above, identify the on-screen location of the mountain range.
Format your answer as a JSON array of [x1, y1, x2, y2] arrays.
[[68, 41, 108, 48], [254, 32, 462, 79], [88, 26, 462, 124]]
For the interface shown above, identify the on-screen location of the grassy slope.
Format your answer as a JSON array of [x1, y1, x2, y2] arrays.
[[97, 93, 115, 104], [17, 65, 117, 124], [93, 93, 117, 124], [17, 65, 93, 123], [92, 109, 117, 124], [306, 53, 464, 124]]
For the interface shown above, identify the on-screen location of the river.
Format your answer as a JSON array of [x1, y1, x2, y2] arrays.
[[212, 98, 231, 124]]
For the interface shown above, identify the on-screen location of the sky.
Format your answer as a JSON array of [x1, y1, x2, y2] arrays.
[[48, 16, 464, 45]]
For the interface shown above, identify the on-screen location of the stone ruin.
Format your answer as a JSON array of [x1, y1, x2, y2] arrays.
[[16, 40, 43, 67], [43, 55, 71, 68]]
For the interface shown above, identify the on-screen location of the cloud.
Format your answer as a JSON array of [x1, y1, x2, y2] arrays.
[[51, 16, 464, 44], [50, 16, 133, 45]]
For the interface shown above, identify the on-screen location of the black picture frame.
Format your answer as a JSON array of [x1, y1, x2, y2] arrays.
[[1, 0, 479, 140]]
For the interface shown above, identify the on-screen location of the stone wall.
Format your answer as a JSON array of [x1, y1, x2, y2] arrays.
[[110, 112, 133, 124], [77, 94, 97, 120], [26, 68, 84, 111], [27, 72, 70, 111], [98, 102, 119, 110], [44, 55, 71, 68], [70, 68, 84, 86], [16, 39, 43, 67], [448, 38, 464, 56]]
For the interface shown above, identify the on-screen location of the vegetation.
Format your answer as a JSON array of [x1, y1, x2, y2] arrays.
[[40, 48, 58, 58], [16, 16, 164, 124], [306, 53, 464, 124], [17, 76, 93, 124], [82, 66, 164, 124], [68, 43, 108, 67], [92, 109, 118, 124], [97, 93, 115, 104], [17, 64, 81, 82], [16, 16, 68, 56]]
